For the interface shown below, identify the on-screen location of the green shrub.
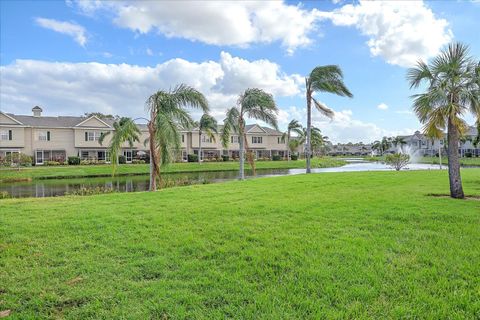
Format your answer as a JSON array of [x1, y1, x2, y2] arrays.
[[132, 159, 146, 164], [222, 155, 230, 161], [385, 153, 410, 171], [45, 161, 61, 166], [0, 191, 10, 199], [272, 155, 281, 161], [187, 154, 198, 162], [68, 156, 80, 165], [65, 186, 115, 196], [290, 154, 298, 160], [465, 152, 472, 158], [118, 155, 126, 164], [0, 153, 32, 167]]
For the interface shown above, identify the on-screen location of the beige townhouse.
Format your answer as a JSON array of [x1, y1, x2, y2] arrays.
[[1, 107, 288, 164]]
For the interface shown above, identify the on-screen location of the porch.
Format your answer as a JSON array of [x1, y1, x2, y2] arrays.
[[35, 149, 66, 165]]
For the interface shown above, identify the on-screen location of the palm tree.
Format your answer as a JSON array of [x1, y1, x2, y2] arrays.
[[391, 136, 407, 150], [197, 113, 218, 163], [146, 84, 209, 191], [282, 119, 303, 161], [407, 42, 480, 199], [298, 126, 327, 157], [99, 117, 140, 176], [221, 88, 278, 180], [372, 137, 392, 156], [305, 65, 353, 173]]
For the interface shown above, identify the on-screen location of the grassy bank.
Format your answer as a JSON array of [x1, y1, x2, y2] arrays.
[[1, 170, 479, 318], [0, 157, 345, 182], [364, 155, 480, 166]]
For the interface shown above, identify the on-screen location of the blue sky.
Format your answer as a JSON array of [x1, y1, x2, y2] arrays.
[[1, 0, 479, 143]]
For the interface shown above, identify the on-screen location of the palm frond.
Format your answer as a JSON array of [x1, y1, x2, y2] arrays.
[[309, 65, 353, 97], [311, 97, 334, 119], [221, 107, 240, 148]]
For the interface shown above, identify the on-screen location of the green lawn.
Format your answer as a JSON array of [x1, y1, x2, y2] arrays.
[[1, 170, 479, 318], [0, 157, 345, 182]]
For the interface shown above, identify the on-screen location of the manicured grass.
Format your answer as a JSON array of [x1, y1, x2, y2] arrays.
[[0, 157, 345, 182], [1, 170, 479, 318]]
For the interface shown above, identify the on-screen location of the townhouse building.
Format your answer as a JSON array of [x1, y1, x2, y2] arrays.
[[0, 107, 287, 164], [389, 128, 479, 157]]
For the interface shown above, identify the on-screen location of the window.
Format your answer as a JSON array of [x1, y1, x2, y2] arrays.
[[202, 135, 212, 143], [38, 131, 50, 141], [231, 136, 239, 143], [81, 151, 89, 159], [252, 136, 263, 144], [277, 137, 285, 144], [182, 134, 185, 143], [85, 131, 99, 141], [0, 130, 10, 141]]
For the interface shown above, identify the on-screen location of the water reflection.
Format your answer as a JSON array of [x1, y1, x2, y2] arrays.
[[1, 161, 445, 198]]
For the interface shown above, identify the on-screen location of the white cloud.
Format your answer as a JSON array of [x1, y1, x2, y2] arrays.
[[68, 0, 321, 54], [318, 1, 453, 67], [312, 109, 414, 143], [377, 103, 388, 110], [0, 52, 301, 121], [35, 17, 87, 46], [145, 48, 153, 56]]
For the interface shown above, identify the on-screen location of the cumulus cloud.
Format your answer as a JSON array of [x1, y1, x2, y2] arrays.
[[67, 0, 321, 54], [312, 109, 414, 143], [35, 17, 87, 46], [377, 103, 388, 110], [0, 52, 302, 121], [318, 1, 453, 67]]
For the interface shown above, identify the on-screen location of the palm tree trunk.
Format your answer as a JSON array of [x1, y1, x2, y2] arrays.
[[447, 116, 464, 199], [198, 131, 202, 164], [306, 83, 312, 173], [287, 131, 290, 162], [147, 120, 157, 191], [239, 125, 245, 180]]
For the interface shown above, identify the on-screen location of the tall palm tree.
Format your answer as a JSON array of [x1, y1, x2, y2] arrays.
[[298, 126, 327, 157], [146, 84, 209, 191], [282, 119, 303, 161], [99, 117, 140, 176], [372, 137, 392, 156], [391, 136, 407, 149], [221, 88, 278, 180], [197, 113, 218, 163], [305, 65, 353, 173], [408, 42, 479, 199]]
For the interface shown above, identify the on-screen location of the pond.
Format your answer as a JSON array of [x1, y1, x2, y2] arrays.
[[0, 160, 445, 198]]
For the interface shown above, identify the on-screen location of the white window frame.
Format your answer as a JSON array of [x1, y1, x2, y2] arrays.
[[86, 131, 100, 141], [231, 135, 239, 143], [252, 136, 263, 144], [0, 130, 9, 141], [38, 131, 48, 141]]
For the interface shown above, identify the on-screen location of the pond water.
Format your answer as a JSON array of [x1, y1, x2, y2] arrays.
[[0, 160, 445, 198]]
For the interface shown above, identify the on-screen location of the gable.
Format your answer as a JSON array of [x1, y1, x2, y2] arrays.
[[76, 116, 111, 128], [246, 125, 266, 134], [0, 112, 22, 125]]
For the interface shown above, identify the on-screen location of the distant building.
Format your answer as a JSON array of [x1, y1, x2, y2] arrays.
[[0, 107, 288, 164]]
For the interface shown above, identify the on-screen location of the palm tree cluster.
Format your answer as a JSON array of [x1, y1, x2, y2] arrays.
[[408, 42, 479, 199]]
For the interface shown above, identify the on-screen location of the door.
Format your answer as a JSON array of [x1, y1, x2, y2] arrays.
[[36, 150, 44, 165], [124, 150, 133, 163]]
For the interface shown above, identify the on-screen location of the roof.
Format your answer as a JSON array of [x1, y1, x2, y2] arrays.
[[190, 124, 282, 135]]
